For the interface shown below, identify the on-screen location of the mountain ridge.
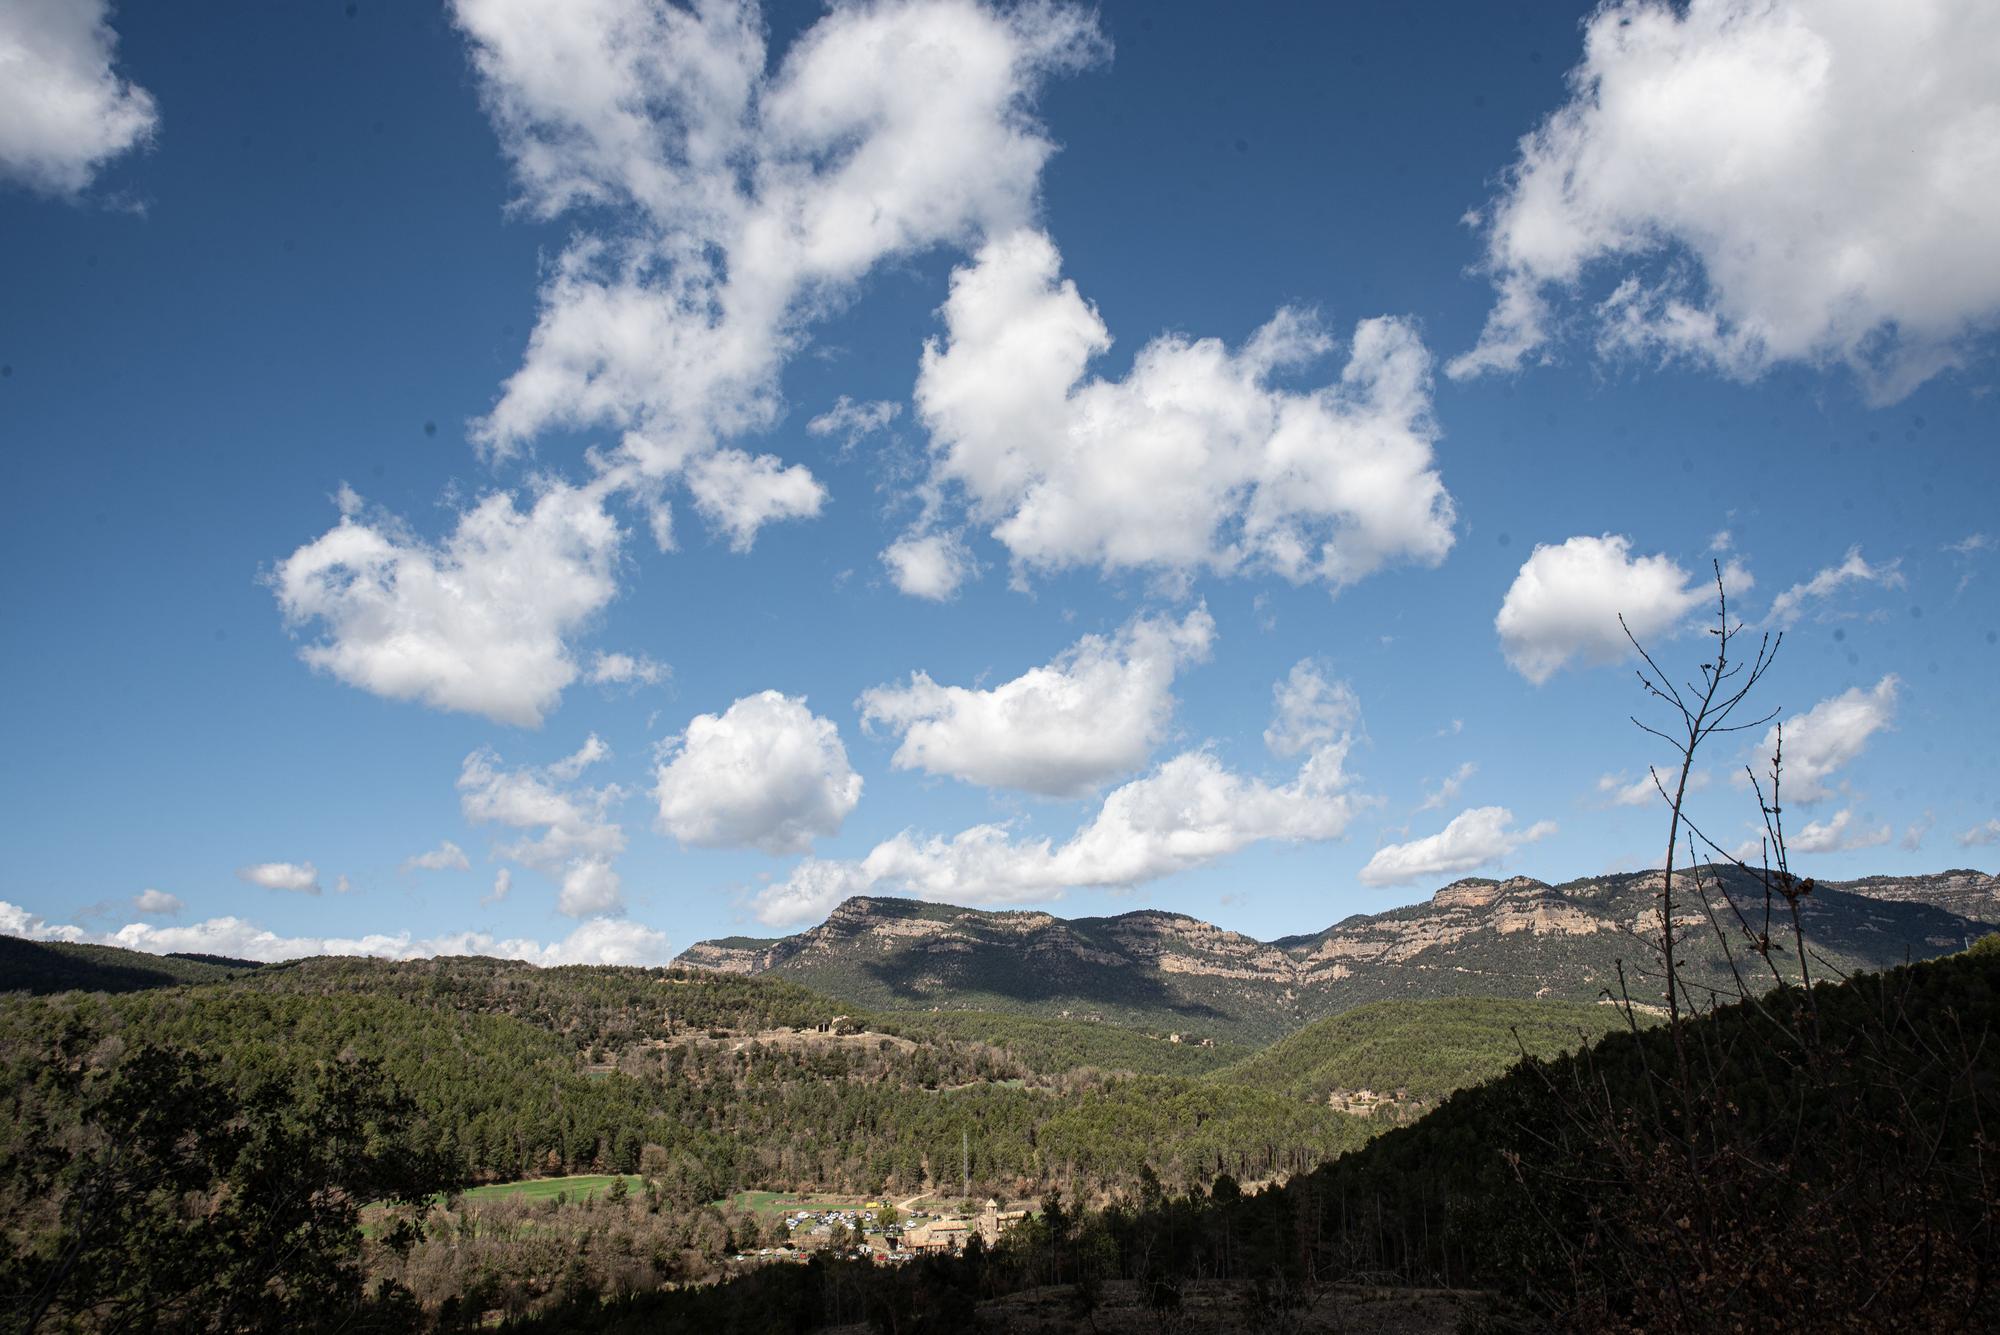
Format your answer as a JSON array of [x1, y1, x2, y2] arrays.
[[679, 866, 1998, 1042]]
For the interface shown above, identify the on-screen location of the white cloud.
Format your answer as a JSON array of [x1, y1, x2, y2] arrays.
[[859, 606, 1213, 796], [235, 862, 321, 895], [808, 395, 902, 446], [558, 858, 623, 917], [460, 740, 627, 916], [0, 0, 158, 196], [452, 0, 1104, 548], [1596, 767, 1708, 809], [1945, 533, 1991, 557], [0, 900, 83, 943], [0, 898, 672, 967], [1788, 807, 1891, 854], [1359, 807, 1557, 887], [484, 867, 513, 905], [913, 228, 1456, 590], [684, 447, 826, 552], [881, 528, 978, 601], [1597, 771, 1661, 809], [1496, 535, 1744, 684], [654, 691, 861, 854], [1901, 810, 1934, 853], [273, 481, 622, 727], [1958, 819, 2000, 849], [1417, 761, 1478, 813], [1452, 0, 2000, 402], [587, 651, 668, 688], [1264, 659, 1361, 758], [755, 687, 1364, 926], [404, 840, 472, 873], [1766, 546, 1904, 625], [1751, 675, 1898, 803], [133, 888, 181, 916], [546, 732, 611, 782]]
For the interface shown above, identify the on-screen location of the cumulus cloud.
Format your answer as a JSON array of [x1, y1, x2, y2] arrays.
[[756, 747, 1362, 927], [556, 858, 623, 917], [235, 862, 320, 895], [1788, 807, 1892, 854], [1359, 807, 1557, 887], [654, 692, 862, 854], [913, 228, 1456, 590], [133, 888, 181, 916], [1958, 819, 2000, 849], [1766, 546, 1904, 626], [859, 606, 1213, 796], [684, 447, 826, 551], [587, 651, 668, 688], [1496, 535, 1744, 683], [0, 0, 158, 196], [0, 900, 83, 943], [404, 840, 472, 873], [1452, 0, 2000, 402], [1595, 767, 1709, 809], [881, 529, 978, 601], [451, 0, 1104, 547], [273, 481, 622, 727], [460, 739, 627, 916], [0, 898, 672, 967], [755, 673, 1365, 926], [484, 867, 513, 905], [1265, 660, 1361, 758], [1750, 675, 1898, 803], [809, 396, 902, 447]]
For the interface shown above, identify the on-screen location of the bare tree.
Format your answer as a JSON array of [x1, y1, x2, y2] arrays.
[[1510, 566, 1999, 1332]]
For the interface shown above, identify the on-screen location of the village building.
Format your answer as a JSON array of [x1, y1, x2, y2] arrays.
[[978, 1198, 1028, 1245], [902, 1218, 969, 1255]]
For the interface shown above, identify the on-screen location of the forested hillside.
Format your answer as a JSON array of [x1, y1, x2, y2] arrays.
[[496, 936, 2000, 1333], [1210, 995, 1634, 1116], [0, 936, 260, 994], [0, 954, 1366, 1203]]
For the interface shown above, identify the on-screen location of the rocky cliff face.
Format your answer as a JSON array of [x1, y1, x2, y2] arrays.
[[678, 868, 1997, 1041], [1833, 869, 2000, 923]]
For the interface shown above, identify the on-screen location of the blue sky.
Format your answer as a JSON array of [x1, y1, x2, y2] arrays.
[[2, 0, 1995, 966]]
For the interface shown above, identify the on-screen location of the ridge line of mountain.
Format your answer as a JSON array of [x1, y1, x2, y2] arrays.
[[675, 867, 1999, 1043], [682, 865, 1999, 967]]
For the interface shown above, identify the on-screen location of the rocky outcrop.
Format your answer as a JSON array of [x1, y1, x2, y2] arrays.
[[1835, 869, 2000, 923], [676, 940, 778, 974]]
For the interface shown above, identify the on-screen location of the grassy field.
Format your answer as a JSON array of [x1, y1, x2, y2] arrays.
[[457, 1174, 642, 1204], [716, 1189, 884, 1218]]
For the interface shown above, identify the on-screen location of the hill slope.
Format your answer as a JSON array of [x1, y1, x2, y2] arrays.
[[1209, 995, 1632, 1118], [679, 867, 1997, 1042], [0, 935, 260, 994]]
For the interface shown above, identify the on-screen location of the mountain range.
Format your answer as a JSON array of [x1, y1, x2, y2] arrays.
[[680, 866, 2000, 1043]]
